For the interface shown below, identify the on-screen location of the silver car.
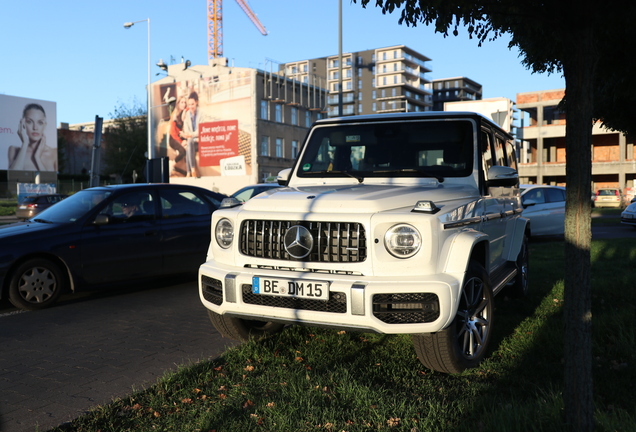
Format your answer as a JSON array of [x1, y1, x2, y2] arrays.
[[520, 185, 566, 236]]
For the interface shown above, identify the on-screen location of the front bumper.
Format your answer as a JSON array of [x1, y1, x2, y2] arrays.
[[198, 261, 461, 334], [621, 214, 636, 226]]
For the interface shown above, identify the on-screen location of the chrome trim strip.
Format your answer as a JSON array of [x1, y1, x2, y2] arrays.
[[225, 274, 238, 303], [443, 217, 481, 230], [351, 283, 366, 316]]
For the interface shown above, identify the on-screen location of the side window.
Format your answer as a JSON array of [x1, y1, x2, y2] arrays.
[[102, 192, 154, 222], [505, 139, 518, 171], [522, 188, 546, 204], [545, 188, 566, 203], [494, 135, 506, 166], [481, 129, 494, 174], [160, 190, 210, 219]]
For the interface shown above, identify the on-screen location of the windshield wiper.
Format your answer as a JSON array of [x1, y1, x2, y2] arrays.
[[33, 218, 54, 224], [374, 168, 444, 183], [307, 170, 364, 183]]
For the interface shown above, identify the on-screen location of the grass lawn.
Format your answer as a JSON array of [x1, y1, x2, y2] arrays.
[[49, 238, 635, 432], [0, 199, 17, 217]]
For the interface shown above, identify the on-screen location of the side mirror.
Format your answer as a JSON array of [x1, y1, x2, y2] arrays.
[[277, 168, 292, 186], [487, 166, 519, 187], [93, 214, 110, 225], [220, 197, 242, 209]]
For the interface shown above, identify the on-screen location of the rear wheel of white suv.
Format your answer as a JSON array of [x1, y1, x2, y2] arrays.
[[412, 260, 493, 373], [207, 310, 285, 341]]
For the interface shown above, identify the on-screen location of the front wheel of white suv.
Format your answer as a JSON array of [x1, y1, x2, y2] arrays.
[[207, 310, 285, 341], [412, 260, 493, 374]]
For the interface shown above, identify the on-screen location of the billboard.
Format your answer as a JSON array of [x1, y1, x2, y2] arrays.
[[0, 95, 57, 172], [152, 70, 254, 179]]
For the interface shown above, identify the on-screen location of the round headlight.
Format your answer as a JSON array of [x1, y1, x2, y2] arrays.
[[215, 218, 234, 249], [384, 224, 421, 258]]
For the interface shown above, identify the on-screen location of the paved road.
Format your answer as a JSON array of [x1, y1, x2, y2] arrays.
[[0, 278, 238, 432]]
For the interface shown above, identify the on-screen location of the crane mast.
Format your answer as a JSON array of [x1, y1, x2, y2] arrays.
[[208, 0, 267, 60]]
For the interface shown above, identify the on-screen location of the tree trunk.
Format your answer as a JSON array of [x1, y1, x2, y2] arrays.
[[562, 29, 596, 432]]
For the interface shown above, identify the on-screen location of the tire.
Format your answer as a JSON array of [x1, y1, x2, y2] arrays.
[[8, 258, 66, 311], [412, 260, 493, 374], [507, 234, 529, 298], [207, 310, 285, 341]]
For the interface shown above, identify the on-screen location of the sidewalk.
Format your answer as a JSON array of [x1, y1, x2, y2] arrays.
[[0, 215, 18, 223]]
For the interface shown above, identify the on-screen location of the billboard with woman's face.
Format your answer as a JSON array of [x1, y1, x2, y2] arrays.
[[0, 95, 57, 172]]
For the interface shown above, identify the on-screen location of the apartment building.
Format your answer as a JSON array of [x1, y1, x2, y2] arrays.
[[282, 45, 433, 117], [516, 89, 636, 193], [432, 77, 483, 111]]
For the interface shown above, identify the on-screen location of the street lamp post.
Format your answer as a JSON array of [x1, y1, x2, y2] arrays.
[[123, 18, 153, 165]]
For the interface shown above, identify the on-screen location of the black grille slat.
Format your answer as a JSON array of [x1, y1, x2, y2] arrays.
[[240, 220, 366, 263], [241, 284, 346, 313]]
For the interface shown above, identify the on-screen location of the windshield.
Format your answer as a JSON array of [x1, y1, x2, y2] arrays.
[[296, 119, 474, 180], [33, 190, 113, 223]]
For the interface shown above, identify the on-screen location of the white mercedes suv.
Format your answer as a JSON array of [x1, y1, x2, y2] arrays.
[[199, 112, 529, 373]]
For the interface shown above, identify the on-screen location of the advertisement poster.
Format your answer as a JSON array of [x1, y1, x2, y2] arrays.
[[152, 70, 254, 178], [198, 120, 239, 166], [0, 94, 57, 172]]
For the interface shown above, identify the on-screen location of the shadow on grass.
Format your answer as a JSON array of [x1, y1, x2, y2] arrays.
[[50, 239, 635, 431]]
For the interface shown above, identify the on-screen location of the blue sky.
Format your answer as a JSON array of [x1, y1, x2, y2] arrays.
[[0, 0, 565, 125]]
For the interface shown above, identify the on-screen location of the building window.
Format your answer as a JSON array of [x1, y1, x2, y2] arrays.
[[372, 90, 376, 99], [261, 136, 270, 156], [358, 103, 362, 114], [276, 138, 283, 158], [291, 140, 299, 159], [358, 80, 362, 90], [372, 102, 377, 112], [260, 100, 268, 120], [305, 111, 311, 127], [381, 89, 386, 98], [291, 107, 298, 125], [275, 104, 282, 122]]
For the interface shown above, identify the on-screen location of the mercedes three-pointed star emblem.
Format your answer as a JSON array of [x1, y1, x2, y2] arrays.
[[284, 225, 313, 259]]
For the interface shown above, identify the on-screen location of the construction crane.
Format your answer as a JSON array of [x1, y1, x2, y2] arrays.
[[208, 0, 267, 60]]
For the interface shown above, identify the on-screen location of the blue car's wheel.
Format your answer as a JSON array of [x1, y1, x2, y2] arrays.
[[9, 259, 65, 311]]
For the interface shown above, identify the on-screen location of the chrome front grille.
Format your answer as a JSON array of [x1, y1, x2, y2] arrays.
[[239, 220, 367, 262]]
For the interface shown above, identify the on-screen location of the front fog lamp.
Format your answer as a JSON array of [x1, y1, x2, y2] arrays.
[[384, 224, 421, 258], [215, 218, 234, 249]]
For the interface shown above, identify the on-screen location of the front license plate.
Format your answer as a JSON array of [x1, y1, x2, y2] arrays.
[[252, 276, 330, 301], [19, 205, 26, 209]]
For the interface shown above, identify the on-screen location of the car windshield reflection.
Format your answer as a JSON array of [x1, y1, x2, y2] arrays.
[[33, 190, 113, 223]]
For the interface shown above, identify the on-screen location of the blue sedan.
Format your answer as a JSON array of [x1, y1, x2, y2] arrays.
[[0, 184, 226, 311]]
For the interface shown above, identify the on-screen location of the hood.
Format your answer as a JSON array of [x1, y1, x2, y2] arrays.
[[0, 220, 60, 240], [240, 183, 480, 214]]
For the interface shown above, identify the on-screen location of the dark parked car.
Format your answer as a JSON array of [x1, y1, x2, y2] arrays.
[[16, 194, 67, 220], [0, 184, 226, 311]]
